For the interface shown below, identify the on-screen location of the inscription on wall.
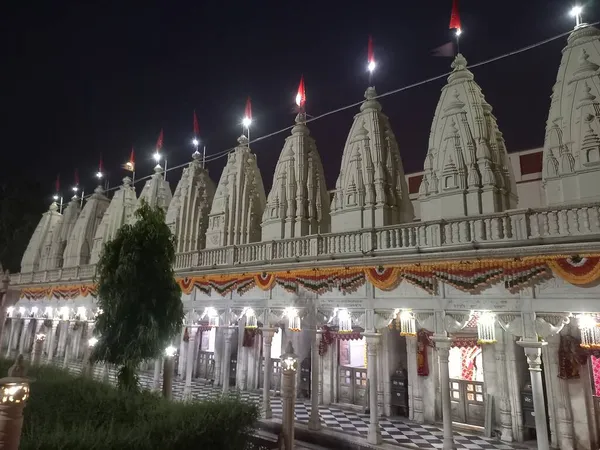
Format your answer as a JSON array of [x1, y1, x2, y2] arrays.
[[444, 298, 520, 311], [318, 298, 366, 309]]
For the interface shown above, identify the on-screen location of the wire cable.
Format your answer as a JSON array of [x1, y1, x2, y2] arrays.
[[79, 23, 596, 199]]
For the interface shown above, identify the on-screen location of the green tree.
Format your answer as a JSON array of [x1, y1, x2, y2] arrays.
[[92, 199, 184, 391]]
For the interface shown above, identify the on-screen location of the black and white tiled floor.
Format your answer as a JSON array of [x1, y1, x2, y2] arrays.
[[54, 358, 525, 449]]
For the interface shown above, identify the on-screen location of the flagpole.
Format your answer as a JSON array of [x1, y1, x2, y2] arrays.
[[456, 29, 461, 54], [59, 196, 63, 214], [80, 189, 85, 207], [132, 171, 136, 185], [164, 158, 168, 182], [203, 145, 206, 168]]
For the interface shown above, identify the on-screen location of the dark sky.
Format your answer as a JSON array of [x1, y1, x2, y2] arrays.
[[3, 0, 599, 202]]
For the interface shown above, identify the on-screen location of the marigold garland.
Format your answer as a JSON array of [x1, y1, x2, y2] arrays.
[[19, 254, 600, 300]]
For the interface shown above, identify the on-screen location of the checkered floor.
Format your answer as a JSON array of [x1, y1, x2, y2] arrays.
[[51, 357, 525, 449]]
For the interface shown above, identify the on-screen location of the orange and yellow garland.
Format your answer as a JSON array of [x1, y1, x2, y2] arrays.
[[19, 254, 600, 300]]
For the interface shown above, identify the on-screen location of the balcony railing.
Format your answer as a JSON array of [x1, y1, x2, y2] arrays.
[[11, 202, 600, 286]]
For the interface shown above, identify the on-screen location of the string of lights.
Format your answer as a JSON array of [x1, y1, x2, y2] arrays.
[[72, 18, 598, 201]]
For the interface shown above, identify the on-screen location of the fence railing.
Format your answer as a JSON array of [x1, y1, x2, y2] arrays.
[[11, 203, 600, 286]]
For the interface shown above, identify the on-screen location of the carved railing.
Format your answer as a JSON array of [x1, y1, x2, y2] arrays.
[[11, 203, 600, 285]]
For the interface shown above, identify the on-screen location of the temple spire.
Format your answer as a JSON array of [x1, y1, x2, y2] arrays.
[[418, 53, 517, 220], [542, 24, 600, 205], [206, 135, 266, 247], [331, 87, 413, 231]]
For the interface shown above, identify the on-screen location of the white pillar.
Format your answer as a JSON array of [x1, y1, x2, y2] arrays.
[[222, 327, 234, 394], [494, 327, 514, 442], [364, 333, 382, 445], [317, 330, 324, 405], [62, 322, 75, 369], [433, 336, 456, 450], [517, 340, 550, 450], [281, 343, 298, 450], [153, 358, 162, 391], [213, 327, 224, 386], [18, 319, 30, 355], [308, 321, 321, 431], [184, 330, 196, 399], [261, 328, 276, 419], [46, 320, 59, 363], [5, 319, 15, 358]]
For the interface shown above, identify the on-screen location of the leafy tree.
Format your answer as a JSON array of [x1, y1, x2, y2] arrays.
[[92, 199, 184, 391]]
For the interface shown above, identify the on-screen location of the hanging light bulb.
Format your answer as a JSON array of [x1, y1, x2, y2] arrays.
[[476, 311, 497, 344], [578, 314, 600, 349], [338, 309, 352, 333], [399, 310, 416, 337], [284, 307, 301, 332], [245, 308, 258, 329]]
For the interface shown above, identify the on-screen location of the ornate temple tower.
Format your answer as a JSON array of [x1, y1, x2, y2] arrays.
[[418, 54, 517, 221], [543, 24, 600, 205], [20, 201, 63, 273], [331, 87, 413, 232], [90, 177, 137, 264], [261, 114, 330, 240], [130, 165, 172, 222], [39, 196, 81, 270], [62, 186, 110, 268], [166, 151, 216, 253], [206, 135, 266, 248]]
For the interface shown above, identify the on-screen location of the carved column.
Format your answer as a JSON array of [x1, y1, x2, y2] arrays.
[[62, 322, 75, 369], [18, 320, 30, 355], [184, 329, 196, 399], [5, 319, 15, 358], [434, 336, 457, 450], [308, 310, 321, 431], [46, 320, 59, 362], [222, 327, 234, 394], [261, 328, 276, 419], [214, 327, 224, 386], [364, 333, 381, 445], [317, 330, 324, 405], [153, 358, 162, 391], [517, 341, 549, 450], [494, 326, 514, 442]]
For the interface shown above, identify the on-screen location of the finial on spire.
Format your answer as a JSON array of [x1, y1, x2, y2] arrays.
[[570, 5, 584, 28], [237, 135, 249, 146]]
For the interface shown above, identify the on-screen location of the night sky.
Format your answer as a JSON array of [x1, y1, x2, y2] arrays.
[[3, 0, 599, 202]]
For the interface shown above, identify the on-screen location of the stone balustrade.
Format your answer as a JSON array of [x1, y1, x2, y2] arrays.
[[10, 202, 600, 286]]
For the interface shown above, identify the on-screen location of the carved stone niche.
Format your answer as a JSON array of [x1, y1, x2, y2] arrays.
[[374, 310, 396, 331], [497, 313, 571, 339], [444, 313, 471, 334], [415, 312, 434, 332]]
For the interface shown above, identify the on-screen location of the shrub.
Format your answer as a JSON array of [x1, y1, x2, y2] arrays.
[[5, 361, 260, 450]]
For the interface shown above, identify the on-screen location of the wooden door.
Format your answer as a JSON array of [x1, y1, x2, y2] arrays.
[[196, 351, 214, 379], [450, 379, 485, 426], [339, 367, 368, 405]]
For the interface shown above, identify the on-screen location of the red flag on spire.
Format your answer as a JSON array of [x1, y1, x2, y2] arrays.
[[368, 35, 375, 64], [156, 129, 164, 150], [123, 147, 135, 172], [449, 0, 461, 30], [244, 97, 252, 121], [193, 110, 200, 136], [55, 174, 60, 193], [74, 169, 79, 186], [295, 76, 306, 108]]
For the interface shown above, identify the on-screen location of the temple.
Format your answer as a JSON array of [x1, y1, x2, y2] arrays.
[[206, 135, 265, 248], [5, 23, 600, 450], [331, 87, 413, 231], [261, 113, 330, 240], [419, 54, 517, 220]]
